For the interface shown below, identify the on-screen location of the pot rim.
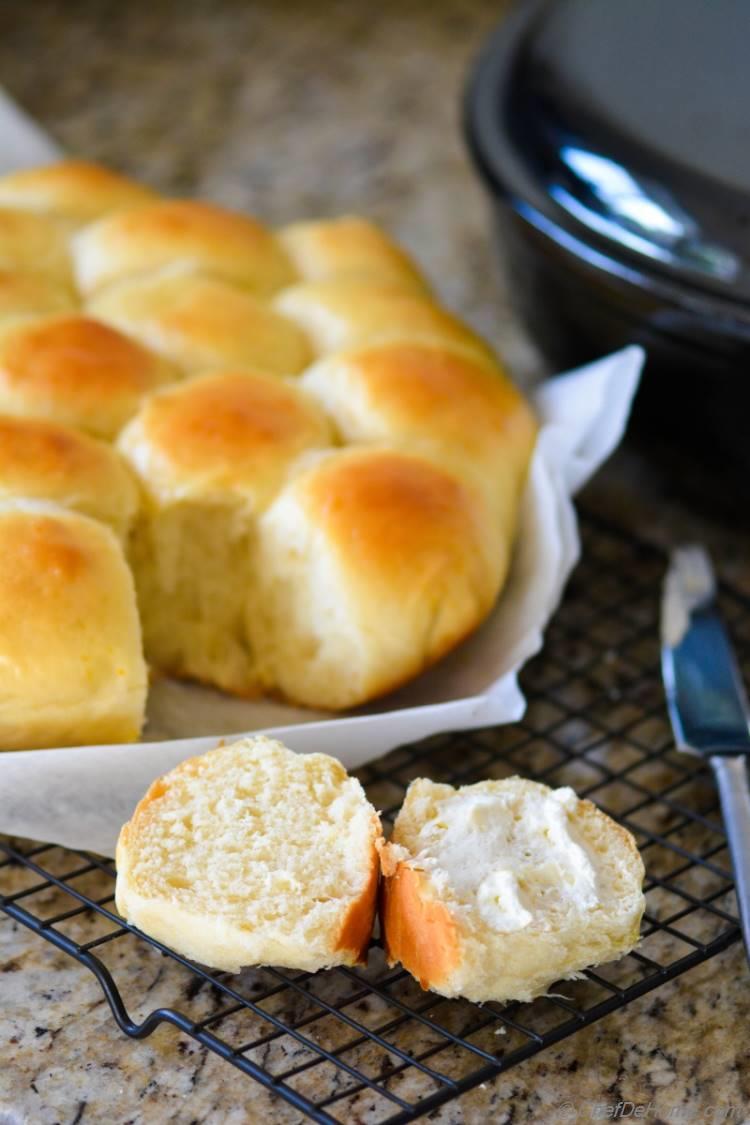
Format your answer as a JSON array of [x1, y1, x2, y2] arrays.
[[462, 0, 750, 323]]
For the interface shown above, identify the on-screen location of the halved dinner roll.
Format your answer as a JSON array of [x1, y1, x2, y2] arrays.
[[88, 270, 311, 377], [0, 270, 76, 324], [73, 199, 296, 297], [0, 500, 147, 749], [0, 159, 158, 226], [253, 447, 506, 710], [381, 777, 646, 1002], [279, 216, 429, 292], [0, 414, 138, 541], [0, 313, 176, 439], [118, 370, 332, 696], [0, 207, 72, 285], [274, 278, 496, 362], [300, 340, 537, 520], [115, 736, 383, 972]]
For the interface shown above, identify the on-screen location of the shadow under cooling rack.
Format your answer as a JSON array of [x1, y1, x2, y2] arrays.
[[0, 515, 743, 1124]]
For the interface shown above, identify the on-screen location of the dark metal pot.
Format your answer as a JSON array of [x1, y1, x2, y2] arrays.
[[464, 0, 750, 495]]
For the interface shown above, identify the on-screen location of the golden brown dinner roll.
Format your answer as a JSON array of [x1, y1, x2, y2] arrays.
[[0, 160, 158, 226], [253, 447, 507, 710], [0, 270, 76, 323], [300, 340, 537, 519], [381, 777, 645, 1002], [0, 414, 139, 541], [116, 736, 383, 972], [118, 371, 332, 695], [0, 313, 176, 439], [73, 199, 296, 297], [274, 278, 495, 361], [88, 270, 312, 377], [279, 216, 429, 293], [0, 500, 147, 749], [0, 208, 72, 285]]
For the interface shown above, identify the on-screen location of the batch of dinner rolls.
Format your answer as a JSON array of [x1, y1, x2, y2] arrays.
[[0, 159, 537, 750]]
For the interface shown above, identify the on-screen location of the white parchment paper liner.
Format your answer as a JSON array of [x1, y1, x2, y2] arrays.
[[0, 89, 62, 173], [0, 346, 644, 854]]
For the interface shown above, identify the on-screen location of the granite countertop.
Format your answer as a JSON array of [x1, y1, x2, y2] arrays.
[[1, 1, 749, 1122]]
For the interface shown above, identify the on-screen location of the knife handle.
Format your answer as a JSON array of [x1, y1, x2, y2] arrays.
[[710, 754, 750, 959]]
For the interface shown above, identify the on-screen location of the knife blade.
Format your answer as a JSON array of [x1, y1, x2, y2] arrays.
[[661, 545, 750, 965]]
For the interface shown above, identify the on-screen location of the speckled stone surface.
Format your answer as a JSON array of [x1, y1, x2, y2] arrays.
[[1, 1, 750, 1123]]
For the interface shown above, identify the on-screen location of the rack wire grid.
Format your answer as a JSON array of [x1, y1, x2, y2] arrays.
[[0, 514, 743, 1124]]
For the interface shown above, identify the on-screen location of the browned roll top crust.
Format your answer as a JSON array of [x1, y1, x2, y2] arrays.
[[0, 314, 175, 438], [145, 373, 324, 474], [1, 315, 162, 394], [0, 414, 100, 480], [275, 278, 497, 361], [0, 207, 72, 284], [0, 412, 122, 491], [279, 215, 430, 292], [10, 509, 91, 586], [0, 414, 138, 539], [74, 199, 296, 297], [331, 341, 531, 449], [301, 340, 537, 514], [303, 448, 494, 584], [0, 269, 76, 321], [0, 160, 158, 224], [88, 271, 312, 377], [124, 369, 331, 503]]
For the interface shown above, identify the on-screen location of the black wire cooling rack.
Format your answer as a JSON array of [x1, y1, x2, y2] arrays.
[[0, 515, 743, 1124]]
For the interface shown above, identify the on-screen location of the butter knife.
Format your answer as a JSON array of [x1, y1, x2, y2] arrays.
[[661, 545, 750, 964]]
